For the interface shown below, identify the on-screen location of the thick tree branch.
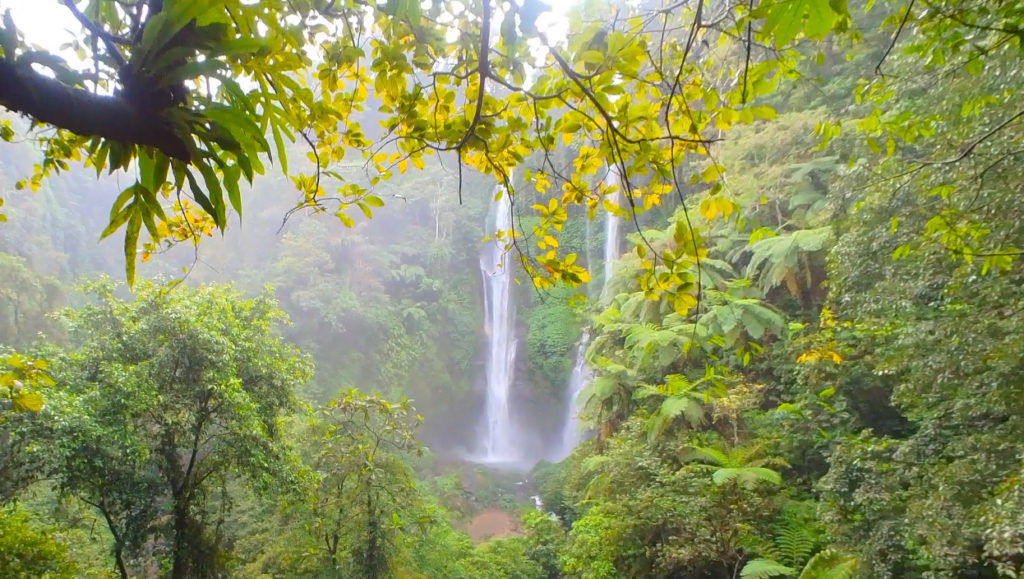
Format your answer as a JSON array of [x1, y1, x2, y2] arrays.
[[0, 60, 192, 161]]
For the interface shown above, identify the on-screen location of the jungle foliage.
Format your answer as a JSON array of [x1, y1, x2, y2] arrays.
[[3, 0, 1024, 578]]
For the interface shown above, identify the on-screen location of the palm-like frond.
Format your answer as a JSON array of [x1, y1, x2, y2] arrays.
[[742, 559, 798, 579], [698, 298, 787, 345], [656, 394, 706, 433], [578, 375, 619, 414], [696, 257, 739, 289], [684, 441, 785, 488], [800, 550, 857, 579], [711, 466, 783, 488], [688, 445, 730, 466], [745, 227, 832, 294]]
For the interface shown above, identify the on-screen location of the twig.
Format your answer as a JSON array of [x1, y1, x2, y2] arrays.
[[876, 0, 915, 76], [62, 0, 128, 68]]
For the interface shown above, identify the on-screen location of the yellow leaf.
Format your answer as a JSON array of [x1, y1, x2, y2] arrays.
[[702, 164, 725, 183], [699, 198, 717, 220], [714, 197, 733, 217], [12, 392, 44, 412], [752, 106, 777, 120], [562, 132, 572, 146], [543, 235, 559, 248], [398, 159, 408, 174]]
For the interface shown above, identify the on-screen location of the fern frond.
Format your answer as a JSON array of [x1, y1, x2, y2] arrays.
[[734, 440, 769, 464], [754, 456, 792, 469], [688, 445, 730, 466], [745, 227, 833, 293], [800, 550, 856, 579], [741, 559, 797, 579], [660, 395, 706, 428], [776, 519, 816, 567], [712, 467, 782, 488], [579, 376, 618, 413]]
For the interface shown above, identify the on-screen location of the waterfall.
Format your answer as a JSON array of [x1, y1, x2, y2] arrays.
[[602, 166, 621, 301], [478, 190, 519, 462], [553, 332, 590, 460], [552, 167, 623, 460]]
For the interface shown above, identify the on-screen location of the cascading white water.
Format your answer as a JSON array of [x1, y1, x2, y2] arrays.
[[478, 191, 519, 462], [554, 167, 624, 460], [553, 333, 590, 460], [602, 166, 622, 301]]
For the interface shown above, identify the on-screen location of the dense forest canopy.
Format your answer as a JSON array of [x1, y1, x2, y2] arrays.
[[3, 0, 1024, 578]]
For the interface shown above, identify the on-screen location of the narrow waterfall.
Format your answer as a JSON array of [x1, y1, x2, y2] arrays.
[[478, 191, 519, 462], [602, 166, 622, 301], [553, 167, 623, 460], [553, 333, 590, 460]]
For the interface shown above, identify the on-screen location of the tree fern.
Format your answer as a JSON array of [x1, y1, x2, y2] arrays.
[[685, 441, 786, 488], [647, 394, 706, 439], [741, 508, 855, 579], [698, 296, 787, 345], [578, 375, 619, 414], [687, 445, 731, 466], [711, 466, 783, 487], [745, 227, 832, 295]]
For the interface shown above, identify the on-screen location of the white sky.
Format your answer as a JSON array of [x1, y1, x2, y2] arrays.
[[1, 0, 571, 57], [3, 0, 80, 49]]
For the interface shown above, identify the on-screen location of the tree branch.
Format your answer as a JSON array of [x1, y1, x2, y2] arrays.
[[876, 0, 915, 76], [62, 0, 128, 67], [453, 0, 492, 151], [0, 59, 192, 161]]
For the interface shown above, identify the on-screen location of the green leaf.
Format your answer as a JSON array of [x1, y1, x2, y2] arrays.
[[197, 162, 227, 230], [186, 170, 217, 218], [763, 0, 809, 48], [271, 122, 289, 174], [804, 0, 836, 38], [102, 202, 136, 241], [124, 210, 142, 287], [224, 164, 243, 222]]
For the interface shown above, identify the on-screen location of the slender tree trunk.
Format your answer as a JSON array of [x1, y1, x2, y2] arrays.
[[96, 502, 130, 579], [171, 497, 192, 579]]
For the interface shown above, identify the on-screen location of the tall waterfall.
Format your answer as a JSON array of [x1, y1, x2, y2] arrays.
[[478, 191, 519, 462], [602, 166, 622, 301]]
